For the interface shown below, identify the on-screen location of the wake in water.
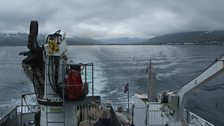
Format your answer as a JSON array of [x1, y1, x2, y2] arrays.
[[0, 45, 224, 125]]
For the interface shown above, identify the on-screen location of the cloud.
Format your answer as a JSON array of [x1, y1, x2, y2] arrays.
[[0, 0, 224, 38]]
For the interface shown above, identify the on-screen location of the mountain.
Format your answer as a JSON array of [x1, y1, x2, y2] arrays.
[[67, 37, 100, 45], [0, 33, 101, 46], [143, 31, 224, 45], [0, 33, 27, 46], [2, 31, 224, 46], [0, 33, 46, 46], [99, 37, 147, 45], [0, 33, 147, 46]]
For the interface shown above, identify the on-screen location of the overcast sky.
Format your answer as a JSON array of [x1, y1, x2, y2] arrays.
[[0, 0, 224, 39]]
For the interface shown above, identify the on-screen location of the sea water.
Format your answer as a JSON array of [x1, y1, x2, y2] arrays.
[[0, 45, 224, 125]]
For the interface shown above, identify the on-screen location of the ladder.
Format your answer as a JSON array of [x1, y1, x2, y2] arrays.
[[45, 60, 66, 126], [45, 84, 65, 126], [46, 105, 65, 126]]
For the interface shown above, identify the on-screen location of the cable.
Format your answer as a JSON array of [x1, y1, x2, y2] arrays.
[[48, 57, 57, 92], [22, 96, 34, 113]]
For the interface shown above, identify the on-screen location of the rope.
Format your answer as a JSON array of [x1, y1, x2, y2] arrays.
[[215, 90, 218, 108], [32, 69, 39, 99]]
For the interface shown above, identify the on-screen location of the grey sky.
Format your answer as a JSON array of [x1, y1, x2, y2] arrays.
[[0, 0, 223, 38]]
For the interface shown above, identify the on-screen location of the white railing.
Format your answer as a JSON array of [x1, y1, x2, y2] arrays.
[[17, 105, 38, 113], [184, 109, 214, 126], [132, 101, 215, 126], [0, 105, 38, 126]]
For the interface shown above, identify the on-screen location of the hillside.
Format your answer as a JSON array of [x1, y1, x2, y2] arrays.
[[0, 33, 100, 46], [143, 31, 224, 45], [67, 37, 100, 45], [0, 33, 146, 46], [99, 37, 147, 45], [1, 31, 224, 46]]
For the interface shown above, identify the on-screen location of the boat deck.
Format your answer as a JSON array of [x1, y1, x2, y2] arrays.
[[0, 97, 122, 126]]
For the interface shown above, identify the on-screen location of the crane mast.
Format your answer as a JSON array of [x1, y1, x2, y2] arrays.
[[159, 56, 224, 125], [20, 21, 90, 126]]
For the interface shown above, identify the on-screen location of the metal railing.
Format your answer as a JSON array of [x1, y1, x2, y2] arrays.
[[1, 99, 215, 126], [184, 109, 215, 126], [0, 93, 38, 126], [0, 101, 121, 126], [65, 63, 94, 96], [0, 106, 18, 126], [0, 105, 38, 126], [132, 102, 215, 126]]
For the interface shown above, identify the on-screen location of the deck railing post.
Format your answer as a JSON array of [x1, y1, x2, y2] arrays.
[[92, 63, 94, 96], [20, 94, 24, 126]]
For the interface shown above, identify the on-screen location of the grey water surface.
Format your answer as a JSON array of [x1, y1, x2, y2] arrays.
[[0, 45, 224, 125]]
